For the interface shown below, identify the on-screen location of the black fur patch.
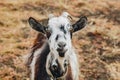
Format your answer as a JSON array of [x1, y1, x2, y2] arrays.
[[55, 34, 59, 41], [70, 32, 72, 39], [60, 26, 66, 34], [49, 59, 66, 78], [46, 31, 51, 39], [35, 43, 50, 80]]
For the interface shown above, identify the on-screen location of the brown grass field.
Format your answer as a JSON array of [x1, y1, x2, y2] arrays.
[[0, 0, 120, 80]]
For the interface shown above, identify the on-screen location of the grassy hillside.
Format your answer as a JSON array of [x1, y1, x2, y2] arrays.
[[0, 0, 120, 80]]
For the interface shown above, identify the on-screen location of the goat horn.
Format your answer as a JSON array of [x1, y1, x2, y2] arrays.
[[48, 14, 54, 19], [61, 12, 69, 17]]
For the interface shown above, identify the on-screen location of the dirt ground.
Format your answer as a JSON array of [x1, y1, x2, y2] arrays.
[[0, 0, 120, 80]]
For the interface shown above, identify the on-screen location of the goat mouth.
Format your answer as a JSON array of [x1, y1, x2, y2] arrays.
[[57, 48, 67, 53], [57, 48, 67, 57]]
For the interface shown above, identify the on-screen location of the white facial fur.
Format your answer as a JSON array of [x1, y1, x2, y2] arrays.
[[46, 12, 72, 78], [48, 13, 72, 56]]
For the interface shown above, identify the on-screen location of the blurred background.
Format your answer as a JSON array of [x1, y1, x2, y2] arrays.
[[0, 0, 120, 80]]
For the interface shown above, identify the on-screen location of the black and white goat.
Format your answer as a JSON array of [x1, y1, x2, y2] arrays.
[[25, 12, 87, 80]]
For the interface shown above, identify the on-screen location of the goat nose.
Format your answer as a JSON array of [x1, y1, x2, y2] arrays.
[[58, 42, 66, 48]]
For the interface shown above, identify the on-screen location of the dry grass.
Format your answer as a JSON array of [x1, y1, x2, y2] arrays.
[[0, 0, 120, 80]]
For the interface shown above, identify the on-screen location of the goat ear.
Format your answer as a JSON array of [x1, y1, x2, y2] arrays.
[[28, 17, 46, 33], [72, 16, 87, 32]]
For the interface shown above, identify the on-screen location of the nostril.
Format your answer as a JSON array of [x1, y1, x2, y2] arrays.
[[63, 43, 66, 47], [58, 43, 61, 48], [58, 42, 66, 48]]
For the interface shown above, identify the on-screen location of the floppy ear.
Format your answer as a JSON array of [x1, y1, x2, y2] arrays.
[[28, 17, 46, 33], [72, 16, 87, 32]]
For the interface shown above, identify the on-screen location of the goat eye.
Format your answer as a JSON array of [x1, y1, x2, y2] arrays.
[[64, 60, 69, 67], [69, 26, 73, 32], [45, 27, 52, 38], [64, 63, 67, 67], [46, 27, 50, 32], [67, 24, 73, 32]]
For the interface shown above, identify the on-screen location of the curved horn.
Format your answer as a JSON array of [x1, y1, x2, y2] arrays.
[[48, 14, 55, 19], [61, 12, 69, 17], [61, 12, 73, 21]]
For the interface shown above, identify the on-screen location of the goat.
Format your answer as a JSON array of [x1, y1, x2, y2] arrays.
[[25, 12, 87, 80]]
